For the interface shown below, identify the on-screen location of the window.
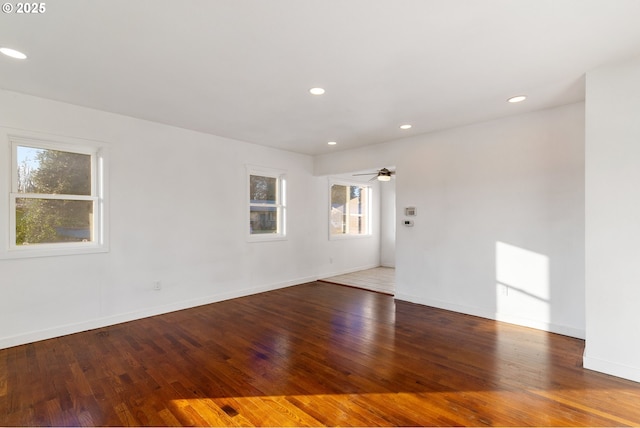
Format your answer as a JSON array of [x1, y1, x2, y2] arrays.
[[7, 135, 107, 257], [248, 166, 286, 241], [330, 181, 371, 238]]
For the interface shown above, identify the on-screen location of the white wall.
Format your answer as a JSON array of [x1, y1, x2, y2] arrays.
[[316, 103, 586, 338], [0, 89, 379, 348], [584, 56, 640, 382], [380, 178, 396, 267]]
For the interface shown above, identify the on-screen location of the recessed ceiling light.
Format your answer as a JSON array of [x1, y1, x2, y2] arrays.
[[309, 87, 325, 95], [400, 124, 412, 130], [327, 141, 337, 146], [507, 95, 527, 103], [0, 47, 27, 60]]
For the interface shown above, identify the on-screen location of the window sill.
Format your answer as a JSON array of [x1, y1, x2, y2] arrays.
[[329, 234, 373, 241], [1, 244, 109, 259], [247, 234, 287, 243]]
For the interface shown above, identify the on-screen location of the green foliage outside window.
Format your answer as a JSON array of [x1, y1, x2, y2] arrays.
[[15, 146, 93, 245]]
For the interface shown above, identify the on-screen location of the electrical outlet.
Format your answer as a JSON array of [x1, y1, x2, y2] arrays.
[[153, 281, 162, 291]]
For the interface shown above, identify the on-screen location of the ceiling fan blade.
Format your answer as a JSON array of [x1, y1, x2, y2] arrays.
[[352, 172, 377, 176]]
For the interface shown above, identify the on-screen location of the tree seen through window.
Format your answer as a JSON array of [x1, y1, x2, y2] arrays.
[[15, 145, 93, 245]]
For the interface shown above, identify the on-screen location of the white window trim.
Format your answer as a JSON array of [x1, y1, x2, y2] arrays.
[[329, 178, 373, 240], [246, 165, 287, 242], [2, 133, 109, 259]]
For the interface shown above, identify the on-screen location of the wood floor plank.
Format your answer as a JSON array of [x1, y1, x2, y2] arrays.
[[2, 282, 640, 426]]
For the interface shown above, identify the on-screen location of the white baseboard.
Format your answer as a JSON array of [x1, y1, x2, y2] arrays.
[[395, 292, 585, 339], [583, 354, 640, 383], [0, 275, 316, 350], [4, 275, 588, 352]]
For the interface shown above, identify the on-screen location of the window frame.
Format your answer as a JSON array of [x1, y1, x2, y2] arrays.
[[4, 134, 108, 259], [328, 178, 373, 240], [247, 165, 287, 242]]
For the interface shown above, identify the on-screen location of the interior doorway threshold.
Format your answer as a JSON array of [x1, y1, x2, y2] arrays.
[[319, 266, 395, 295]]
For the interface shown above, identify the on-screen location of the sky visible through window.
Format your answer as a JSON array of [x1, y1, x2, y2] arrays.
[[17, 146, 43, 170]]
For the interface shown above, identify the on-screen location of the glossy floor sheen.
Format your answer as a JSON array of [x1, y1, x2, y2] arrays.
[[2, 283, 640, 426]]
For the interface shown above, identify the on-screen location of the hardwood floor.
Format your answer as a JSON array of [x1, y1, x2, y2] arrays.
[[320, 266, 395, 294], [2, 282, 640, 426]]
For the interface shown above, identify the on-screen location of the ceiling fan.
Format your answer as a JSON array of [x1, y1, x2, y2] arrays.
[[353, 167, 395, 182]]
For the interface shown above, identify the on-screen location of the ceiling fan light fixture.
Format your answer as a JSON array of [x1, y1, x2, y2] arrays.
[[327, 141, 337, 146], [309, 87, 325, 95], [400, 124, 412, 130], [353, 167, 395, 181], [377, 168, 393, 181]]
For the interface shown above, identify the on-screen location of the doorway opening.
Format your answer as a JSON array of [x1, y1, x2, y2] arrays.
[[322, 168, 396, 295]]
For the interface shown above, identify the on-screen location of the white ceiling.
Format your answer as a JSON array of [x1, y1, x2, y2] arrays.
[[1, 0, 640, 155]]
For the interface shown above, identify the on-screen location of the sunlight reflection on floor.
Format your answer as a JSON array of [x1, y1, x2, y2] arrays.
[[169, 386, 640, 427]]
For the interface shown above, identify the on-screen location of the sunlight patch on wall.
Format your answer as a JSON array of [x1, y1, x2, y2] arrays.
[[495, 241, 550, 322]]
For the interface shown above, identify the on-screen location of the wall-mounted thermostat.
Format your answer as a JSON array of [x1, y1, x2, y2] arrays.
[[405, 206, 417, 216], [403, 219, 414, 227]]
